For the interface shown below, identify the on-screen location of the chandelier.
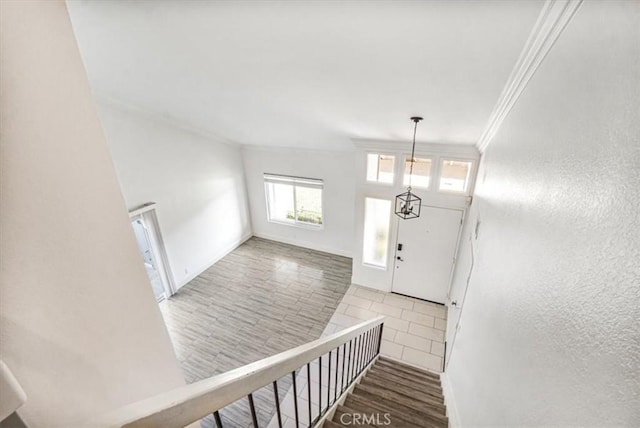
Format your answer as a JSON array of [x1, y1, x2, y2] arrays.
[[395, 117, 423, 220]]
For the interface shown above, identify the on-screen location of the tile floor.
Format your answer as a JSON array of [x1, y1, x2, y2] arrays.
[[266, 284, 448, 428], [329, 284, 447, 373]]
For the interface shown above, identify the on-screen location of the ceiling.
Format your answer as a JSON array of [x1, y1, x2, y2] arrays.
[[67, 1, 543, 151]]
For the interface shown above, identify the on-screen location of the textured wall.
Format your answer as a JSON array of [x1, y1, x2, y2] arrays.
[[447, 1, 640, 425], [97, 100, 252, 288], [0, 2, 185, 425]]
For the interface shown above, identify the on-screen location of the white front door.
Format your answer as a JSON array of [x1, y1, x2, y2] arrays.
[[392, 206, 463, 303]]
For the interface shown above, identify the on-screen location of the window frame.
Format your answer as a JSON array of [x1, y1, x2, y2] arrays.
[[361, 196, 393, 270], [401, 154, 435, 190], [365, 152, 396, 186], [264, 173, 324, 229], [436, 158, 475, 195]]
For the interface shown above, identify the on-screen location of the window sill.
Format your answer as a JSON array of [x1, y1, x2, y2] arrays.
[[362, 262, 388, 271], [267, 219, 324, 231], [437, 189, 469, 196]]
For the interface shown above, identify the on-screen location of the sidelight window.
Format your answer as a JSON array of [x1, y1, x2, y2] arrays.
[[362, 197, 391, 268]]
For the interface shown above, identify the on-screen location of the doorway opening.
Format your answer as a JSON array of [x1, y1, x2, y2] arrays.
[[129, 203, 175, 302]]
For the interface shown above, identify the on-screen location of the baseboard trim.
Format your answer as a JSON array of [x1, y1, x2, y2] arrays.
[[350, 281, 391, 293], [440, 372, 461, 428], [175, 232, 253, 289], [252, 232, 353, 258]]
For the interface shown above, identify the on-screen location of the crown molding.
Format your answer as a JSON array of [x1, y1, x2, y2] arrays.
[[476, 0, 583, 153]]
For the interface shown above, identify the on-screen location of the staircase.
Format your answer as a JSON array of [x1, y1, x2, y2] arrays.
[[324, 357, 448, 428], [90, 317, 449, 428]]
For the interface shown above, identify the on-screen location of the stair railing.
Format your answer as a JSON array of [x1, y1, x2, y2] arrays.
[[90, 316, 385, 428]]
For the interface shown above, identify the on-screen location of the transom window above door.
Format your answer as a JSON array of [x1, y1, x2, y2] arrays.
[[264, 174, 323, 228], [439, 160, 473, 193], [366, 154, 395, 184], [403, 156, 432, 189]]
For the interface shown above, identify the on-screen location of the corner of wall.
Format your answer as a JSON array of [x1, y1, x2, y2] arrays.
[[175, 232, 253, 289], [440, 372, 461, 428]]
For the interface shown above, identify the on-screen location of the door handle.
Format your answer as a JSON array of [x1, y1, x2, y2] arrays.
[[397, 256, 404, 261]]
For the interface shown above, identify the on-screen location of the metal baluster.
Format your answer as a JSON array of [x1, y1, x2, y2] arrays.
[[334, 347, 339, 404], [348, 337, 355, 383], [273, 380, 282, 428], [318, 356, 322, 419], [364, 330, 370, 367], [360, 331, 367, 373], [291, 371, 300, 428], [353, 335, 360, 379], [327, 350, 332, 408], [213, 411, 223, 428], [341, 342, 347, 394], [353, 334, 360, 376], [364, 331, 371, 370], [364, 330, 370, 366], [360, 332, 367, 373], [367, 329, 374, 363], [247, 393, 259, 428], [370, 328, 376, 362], [369, 327, 378, 361], [358, 333, 365, 374], [363, 330, 371, 368], [377, 323, 384, 355], [307, 363, 312, 427]]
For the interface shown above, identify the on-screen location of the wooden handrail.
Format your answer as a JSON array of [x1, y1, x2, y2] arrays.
[[89, 316, 385, 428]]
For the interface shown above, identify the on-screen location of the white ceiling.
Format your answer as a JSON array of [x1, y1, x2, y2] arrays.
[[67, 1, 543, 151]]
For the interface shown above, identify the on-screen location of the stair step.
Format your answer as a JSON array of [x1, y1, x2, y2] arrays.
[[367, 367, 444, 399], [377, 357, 441, 381], [355, 382, 446, 416], [323, 420, 342, 428], [347, 389, 448, 428], [331, 405, 377, 427], [375, 358, 441, 378], [360, 376, 445, 410], [338, 397, 424, 428], [370, 364, 442, 391]]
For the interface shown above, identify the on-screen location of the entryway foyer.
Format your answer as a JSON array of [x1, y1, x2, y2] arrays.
[[159, 237, 448, 427]]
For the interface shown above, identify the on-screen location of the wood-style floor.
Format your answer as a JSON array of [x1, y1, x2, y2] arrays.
[[159, 237, 352, 427]]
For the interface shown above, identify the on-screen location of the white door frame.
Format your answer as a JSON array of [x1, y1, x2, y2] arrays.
[[129, 203, 176, 297], [391, 204, 466, 304]]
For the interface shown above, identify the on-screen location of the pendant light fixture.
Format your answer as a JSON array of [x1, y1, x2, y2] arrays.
[[395, 116, 423, 220]]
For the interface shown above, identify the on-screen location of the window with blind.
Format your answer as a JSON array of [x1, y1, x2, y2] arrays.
[[264, 174, 324, 227]]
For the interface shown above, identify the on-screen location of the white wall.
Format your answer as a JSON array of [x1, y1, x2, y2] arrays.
[[0, 2, 185, 426], [96, 100, 252, 288], [242, 147, 355, 257], [446, 1, 640, 425]]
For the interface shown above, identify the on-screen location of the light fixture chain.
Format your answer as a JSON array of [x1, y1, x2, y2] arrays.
[[408, 119, 418, 187]]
